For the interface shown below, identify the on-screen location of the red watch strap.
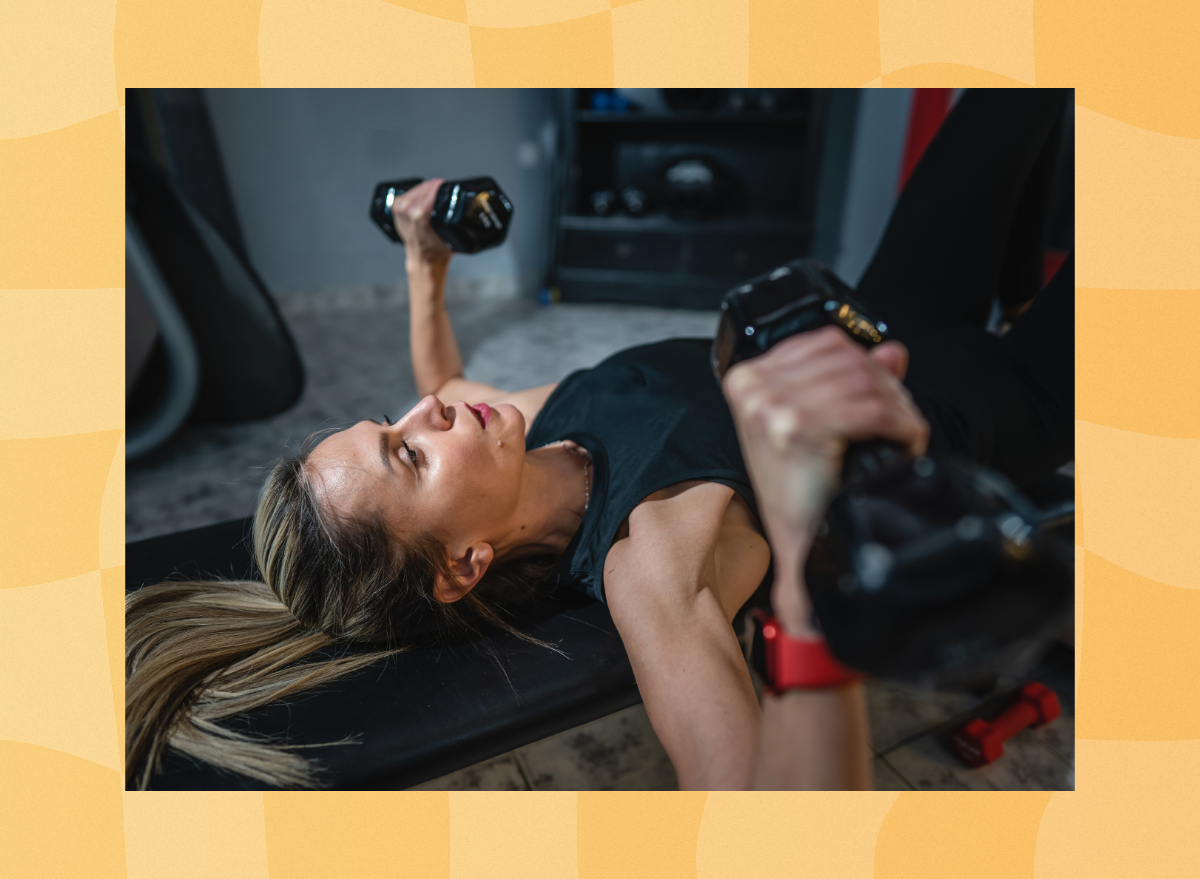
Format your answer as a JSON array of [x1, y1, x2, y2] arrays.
[[761, 615, 863, 691]]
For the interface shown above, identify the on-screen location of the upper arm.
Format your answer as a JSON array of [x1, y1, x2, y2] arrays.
[[433, 378, 558, 437], [602, 485, 768, 789], [605, 483, 770, 622]]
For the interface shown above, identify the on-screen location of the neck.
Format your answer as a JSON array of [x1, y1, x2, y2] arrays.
[[493, 444, 589, 559]]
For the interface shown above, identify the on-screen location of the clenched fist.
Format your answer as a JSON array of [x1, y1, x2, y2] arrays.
[[391, 178, 452, 270], [722, 326, 928, 634]]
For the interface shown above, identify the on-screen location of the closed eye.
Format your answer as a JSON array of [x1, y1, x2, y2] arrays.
[[401, 440, 418, 466]]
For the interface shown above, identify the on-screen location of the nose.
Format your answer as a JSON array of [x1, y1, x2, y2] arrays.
[[412, 395, 454, 430]]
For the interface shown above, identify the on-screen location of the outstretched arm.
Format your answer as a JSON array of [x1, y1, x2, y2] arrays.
[[392, 180, 469, 398], [393, 181, 556, 430]]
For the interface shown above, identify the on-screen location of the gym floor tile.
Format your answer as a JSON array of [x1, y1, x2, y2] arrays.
[[976, 730, 1074, 790], [865, 680, 980, 753], [873, 756, 914, 790], [514, 703, 680, 791], [409, 753, 531, 790], [882, 724, 1073, 792], [1033, 713, 1075, 769], [881, 733, 1001, 791]]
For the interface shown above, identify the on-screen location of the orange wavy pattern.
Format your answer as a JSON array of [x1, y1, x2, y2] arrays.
[[1, 0, 1197, 874]]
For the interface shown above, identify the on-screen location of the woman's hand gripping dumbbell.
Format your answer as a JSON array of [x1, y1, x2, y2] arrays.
[[722, 327, 928, 639]]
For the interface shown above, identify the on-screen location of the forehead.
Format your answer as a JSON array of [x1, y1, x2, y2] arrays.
[[311, 421, 379, 469], [307, 422, 390, 516]]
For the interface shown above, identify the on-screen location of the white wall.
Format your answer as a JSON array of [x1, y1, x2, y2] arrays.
[[204, 89, 556, 299]]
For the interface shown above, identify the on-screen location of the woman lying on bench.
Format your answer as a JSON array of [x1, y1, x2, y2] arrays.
[[126, 89, 1073, 791]]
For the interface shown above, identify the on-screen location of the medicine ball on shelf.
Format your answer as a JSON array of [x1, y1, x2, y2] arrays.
[[662, 156, 727, 219]]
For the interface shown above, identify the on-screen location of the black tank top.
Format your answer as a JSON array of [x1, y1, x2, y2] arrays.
[[525, 338, 761, 603]]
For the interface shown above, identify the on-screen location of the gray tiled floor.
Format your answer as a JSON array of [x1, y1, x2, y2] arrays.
[[129, 287, 1074, 791]]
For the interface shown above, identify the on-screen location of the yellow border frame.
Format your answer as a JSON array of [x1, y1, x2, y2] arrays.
[[3, 0, 1199, 875]]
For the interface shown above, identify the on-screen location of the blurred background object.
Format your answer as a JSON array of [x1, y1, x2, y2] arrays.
[[126, 89, 304, 460], [552, 88, 828, 307]]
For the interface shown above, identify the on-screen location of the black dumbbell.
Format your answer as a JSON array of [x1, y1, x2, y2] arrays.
[[713, 259, 1073, 687], [370, 177, 513, 254]]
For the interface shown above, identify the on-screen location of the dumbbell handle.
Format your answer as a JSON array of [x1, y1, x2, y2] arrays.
[[842, 439, 908, 486]]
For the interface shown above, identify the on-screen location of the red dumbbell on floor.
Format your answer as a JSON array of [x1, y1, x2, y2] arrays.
[[951, 682, 1061, 767]]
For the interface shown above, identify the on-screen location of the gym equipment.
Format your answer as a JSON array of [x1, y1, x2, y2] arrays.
[[621, 187, 648, 216], [126, 213, 201, 459], [126, 155, 305, 448], [712, 259, 1073, 686], [590, 190, 618, 216], [663, 157, 721, 218], [951, 681, 1061, 766], [370, 177, 513, 253]]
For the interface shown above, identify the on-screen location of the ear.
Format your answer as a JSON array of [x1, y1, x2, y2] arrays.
[[433, 542, 494, 604]]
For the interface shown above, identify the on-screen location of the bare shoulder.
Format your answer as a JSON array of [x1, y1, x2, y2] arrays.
[[435, 379, 558, 436], [604, 481, 771, 622]]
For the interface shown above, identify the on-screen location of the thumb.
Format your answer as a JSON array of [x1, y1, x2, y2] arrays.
[[869, 341, 909, 381]]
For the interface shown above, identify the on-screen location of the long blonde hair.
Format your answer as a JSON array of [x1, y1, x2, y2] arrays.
[[125, 439, 558, 790]]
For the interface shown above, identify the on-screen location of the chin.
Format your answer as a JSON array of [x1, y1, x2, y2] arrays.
[[502, 403, 526, 436]]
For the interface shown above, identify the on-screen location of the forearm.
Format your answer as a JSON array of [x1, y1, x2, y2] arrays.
[[407, 259, 462, 397], [752, 683, 872, 790], [639, 637, 762, 791], [752, 568, 874, 790], [613, 590, 762, 791]]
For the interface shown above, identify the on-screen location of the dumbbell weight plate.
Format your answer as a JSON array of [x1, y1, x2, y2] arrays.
[[430, 177, 513, 254]]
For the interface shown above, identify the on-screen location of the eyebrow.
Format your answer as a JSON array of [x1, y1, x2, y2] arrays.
[[378, 431, 393, 473]]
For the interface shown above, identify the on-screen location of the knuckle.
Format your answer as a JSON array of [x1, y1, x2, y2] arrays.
[[723, 363, 759, 396], [765, 405, 802, 450], [861, 399, 886, 424], [737, 389, 768, 421]]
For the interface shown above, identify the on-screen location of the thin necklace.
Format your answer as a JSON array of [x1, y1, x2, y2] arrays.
[[547, 440, 591, 512]]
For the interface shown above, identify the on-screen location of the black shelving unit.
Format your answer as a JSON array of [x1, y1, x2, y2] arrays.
[[547, 89, 829, 309]]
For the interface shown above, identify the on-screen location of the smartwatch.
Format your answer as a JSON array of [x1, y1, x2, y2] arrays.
[[748, 608, 864, 692]]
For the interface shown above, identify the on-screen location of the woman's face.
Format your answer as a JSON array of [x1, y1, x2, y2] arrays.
[[306, 395, 527, 548]]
